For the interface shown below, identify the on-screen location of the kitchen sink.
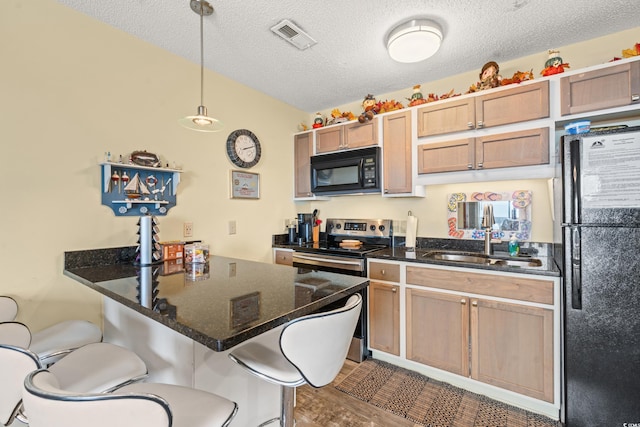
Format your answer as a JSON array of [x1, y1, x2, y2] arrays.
[[423, 250, 542, 268]]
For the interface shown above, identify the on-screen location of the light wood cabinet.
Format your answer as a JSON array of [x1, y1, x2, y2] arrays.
[[417, 81, 549, 137], [471, 298, 554, 402], [369, 281, 400, 355], [382, 110, 413, 194], [406, 288, 469, 376], [417, 128, 549, 174], [273, 249, 293, 266], [369, 261, 400, 282], [315, 126, 343, 153], [315, 119, 378, 153], [560, 61, 640, 116], [417, 97, 475, 137], [405, 264, 555, 402], [294, 132, 313, 198]]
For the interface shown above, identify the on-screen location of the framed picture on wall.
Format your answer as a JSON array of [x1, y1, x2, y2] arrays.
[[230, 170, 260, 199]]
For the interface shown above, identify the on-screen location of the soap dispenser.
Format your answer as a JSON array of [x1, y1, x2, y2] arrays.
[[508, 233, 520, 257]]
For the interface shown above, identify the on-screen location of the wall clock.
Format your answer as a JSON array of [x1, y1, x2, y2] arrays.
[[226, 129, 261, 168]]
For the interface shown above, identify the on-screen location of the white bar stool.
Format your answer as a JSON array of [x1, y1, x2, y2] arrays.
[[0, 297, 18, 322], [1, 326, 148, 427], [0, 295, 103, 364], [228, 293, 362, 427], [23, 370, 238, 427]]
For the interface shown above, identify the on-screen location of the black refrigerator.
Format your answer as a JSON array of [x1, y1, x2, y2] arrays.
[[560, 126, 640, 426]]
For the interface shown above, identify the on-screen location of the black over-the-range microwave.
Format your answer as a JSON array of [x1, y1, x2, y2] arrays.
[[310, 146, 380, 195]]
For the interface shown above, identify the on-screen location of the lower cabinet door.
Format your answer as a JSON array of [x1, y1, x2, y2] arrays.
[[369, 281, 400, 355], [406, 288, 469, 376], [470, 298, 554, 402]]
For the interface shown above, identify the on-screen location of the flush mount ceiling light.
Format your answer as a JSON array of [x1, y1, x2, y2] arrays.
[[179, 0, 223, 132], [386, 19, 443, 63]]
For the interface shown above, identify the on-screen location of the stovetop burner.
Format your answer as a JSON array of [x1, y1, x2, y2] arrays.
[[294, 218, 393, 258]]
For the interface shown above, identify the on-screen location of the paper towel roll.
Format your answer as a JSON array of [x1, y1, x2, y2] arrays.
[[406, 214, 418, 249]]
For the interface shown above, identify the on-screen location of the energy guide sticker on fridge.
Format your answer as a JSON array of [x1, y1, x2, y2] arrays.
[[581, 133, 640, 209]]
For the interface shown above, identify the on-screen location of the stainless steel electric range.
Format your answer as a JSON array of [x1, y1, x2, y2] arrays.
[[292, 218, 393, 362]]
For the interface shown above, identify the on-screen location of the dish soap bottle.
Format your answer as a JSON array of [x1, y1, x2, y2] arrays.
[[508, 233, 520, 257]]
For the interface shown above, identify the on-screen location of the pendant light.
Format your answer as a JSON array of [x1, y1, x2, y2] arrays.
[[179, 0, 223, 132]]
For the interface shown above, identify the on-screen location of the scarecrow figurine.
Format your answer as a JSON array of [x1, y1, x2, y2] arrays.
[[541, 49, 570, 76], [358, 94, 380, 123], [407, 85, 428, 107], [312, 112, 324, 129], [477, 61, 502, 90]]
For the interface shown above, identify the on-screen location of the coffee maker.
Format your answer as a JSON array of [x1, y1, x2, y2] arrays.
[[297, 213, 314, 243]]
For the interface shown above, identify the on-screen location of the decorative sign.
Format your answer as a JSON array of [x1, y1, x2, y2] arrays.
[[230, 170, 260, 199]]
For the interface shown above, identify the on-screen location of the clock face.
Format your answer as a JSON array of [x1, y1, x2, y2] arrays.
[[226, 129, 261, 168]]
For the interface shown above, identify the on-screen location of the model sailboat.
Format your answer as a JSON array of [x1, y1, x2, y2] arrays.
[[124, 173, 150, 199]]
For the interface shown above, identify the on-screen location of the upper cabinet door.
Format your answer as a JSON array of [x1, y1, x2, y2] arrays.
[[382, 111, 412, 194], [560, 61, 640, 116], [294, 132, 313, 198], [315, 126, 343, 153], [417, 98, 475, 137], [475, 80, 549, 128], [475, 128, 549, 170], [343, 118, 378, 150]]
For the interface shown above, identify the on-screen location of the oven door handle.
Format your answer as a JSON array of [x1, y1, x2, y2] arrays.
[[292, 253, 363, 266]]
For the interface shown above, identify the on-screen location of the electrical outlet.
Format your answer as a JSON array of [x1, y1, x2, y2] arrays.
[[183, 222, 193, 237], [228, 220, 237, 235]]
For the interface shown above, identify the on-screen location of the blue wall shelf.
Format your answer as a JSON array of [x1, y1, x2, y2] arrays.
[[100, 162, 182, 216]]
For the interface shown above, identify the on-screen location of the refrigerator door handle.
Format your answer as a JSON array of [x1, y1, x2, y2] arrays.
[[569, 138, 582, 224], [571, 226, 582, 310]]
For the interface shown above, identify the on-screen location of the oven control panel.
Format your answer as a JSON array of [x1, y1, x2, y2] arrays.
[[326, 218, 392, 238]]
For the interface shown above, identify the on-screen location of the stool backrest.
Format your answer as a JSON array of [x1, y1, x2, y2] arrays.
[[0, 344, 41, 426], [0, 296, 18, 322], [22, 369, 172, 427], [280, 293, 362, 388], [0, 321, 32, 349]]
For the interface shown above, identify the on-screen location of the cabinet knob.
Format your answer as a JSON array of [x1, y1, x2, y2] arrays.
[[384, 189, 389, 193], [477, 120, 484, 128], [467, 122, 474, 128], [632, 94, 639, 102], [467, 164, 473, 169], [477, 162, 484, 169], [461, 298, 466, 305], [392, 287, 397, 293], [380, 269, 386, 275], [472, 300, 478, 307]]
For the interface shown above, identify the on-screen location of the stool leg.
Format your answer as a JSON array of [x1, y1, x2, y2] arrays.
[[280, 385, 295, 427]]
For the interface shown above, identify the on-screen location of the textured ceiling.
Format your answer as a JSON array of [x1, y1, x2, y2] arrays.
[[56, 0, 639, 112]]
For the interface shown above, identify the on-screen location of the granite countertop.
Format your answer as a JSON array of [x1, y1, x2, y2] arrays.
[[64, 247, 368, 352], [272, 235, 560, 277], [367, 247, 560, 277]]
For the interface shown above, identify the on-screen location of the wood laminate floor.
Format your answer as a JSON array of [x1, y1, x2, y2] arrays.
[[295, 359, 418, 427]]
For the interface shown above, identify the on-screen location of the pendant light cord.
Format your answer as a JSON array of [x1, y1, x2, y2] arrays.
[[199, 1, 204, 107]]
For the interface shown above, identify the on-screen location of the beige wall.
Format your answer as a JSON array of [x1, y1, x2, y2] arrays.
[[0, 0, 306, 330], [1, 0, 637, 330]]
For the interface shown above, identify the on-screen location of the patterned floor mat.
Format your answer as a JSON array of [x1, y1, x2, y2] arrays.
[[335, 359, 561, 427]]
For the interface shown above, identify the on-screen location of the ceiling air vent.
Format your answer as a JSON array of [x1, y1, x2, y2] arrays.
[[270, 19, 317, 50]]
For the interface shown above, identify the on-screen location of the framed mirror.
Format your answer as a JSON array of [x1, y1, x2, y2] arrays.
[[447, 191, 532, 241]]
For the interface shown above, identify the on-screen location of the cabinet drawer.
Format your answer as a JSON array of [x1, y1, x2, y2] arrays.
[[274, 250, 293, 266], [560, 61, 640, 115], [369, 262, 400, 282], [406, 265, 553, 305]]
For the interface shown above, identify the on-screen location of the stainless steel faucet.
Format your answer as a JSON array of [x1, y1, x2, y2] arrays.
[[482, 204, 495, 255]]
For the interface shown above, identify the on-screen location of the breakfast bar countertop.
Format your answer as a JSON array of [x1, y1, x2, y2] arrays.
[[63, 246, 368, 352]]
